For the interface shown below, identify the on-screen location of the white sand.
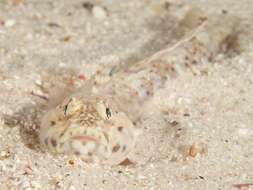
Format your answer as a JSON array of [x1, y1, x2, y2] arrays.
[[0, 0, 252, 189]]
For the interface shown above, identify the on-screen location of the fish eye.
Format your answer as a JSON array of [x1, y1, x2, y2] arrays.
[[106, 108, 111, 119], [63, 98, 72, 115]]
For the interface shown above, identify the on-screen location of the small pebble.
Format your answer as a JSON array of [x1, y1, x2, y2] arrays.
[[78, 74, 86, 81], [61, 36, 71, 42], [4, 19, 16, 27], [187, 143, 207, 157], [35, 79, 43, 86], [189, 144, 197, 157], [48, 22, 61, 28], [68, 160, 75, 165], [23, 165, 33, 175], [92, 6, 107, 19], [69, 185, 76, 190], [20, 180, 30, 189], [0, 150, 11, 159], [11, 0, 23, 6], [237, 128, 253, 137], [31, 181, 42, 189]]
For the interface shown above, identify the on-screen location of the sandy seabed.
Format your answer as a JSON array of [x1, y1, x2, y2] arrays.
[[0, 0, 253, 189]]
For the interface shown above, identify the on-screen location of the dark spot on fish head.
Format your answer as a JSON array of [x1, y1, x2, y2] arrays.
[[117, 126, 123, 132], [88, 152, 93, 156], [74, 151, 80, 155], [51, 138, 57, 147], [112, 144, 120, 153], [51, 121, 56, 126]]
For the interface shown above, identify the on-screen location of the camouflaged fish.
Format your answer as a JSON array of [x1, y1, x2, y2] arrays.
[[39, 12, 238, 165]]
